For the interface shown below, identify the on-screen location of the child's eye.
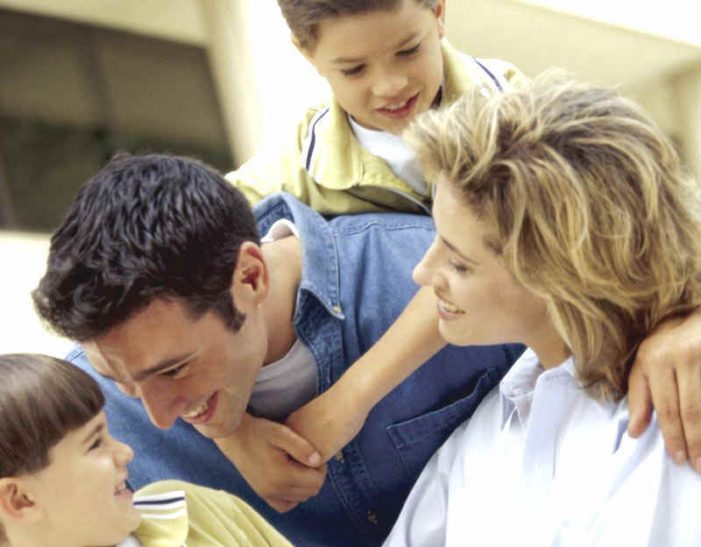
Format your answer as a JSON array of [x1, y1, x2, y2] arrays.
[[341, 65, 365, 77], [398, 43, 421, 57], [88, 436, 103, 451]]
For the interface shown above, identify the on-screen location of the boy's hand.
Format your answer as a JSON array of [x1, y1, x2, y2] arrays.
[[628, 310, 701, 473], [214, 412, 326, 512], [286, 383, 370, 462]]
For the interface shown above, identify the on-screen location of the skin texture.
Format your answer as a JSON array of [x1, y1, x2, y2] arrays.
[[298, 0, 446, 135], [0, 412, 140, 547]]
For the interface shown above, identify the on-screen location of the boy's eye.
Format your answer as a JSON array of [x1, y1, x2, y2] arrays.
[[341, 64, 365, 77], [88, 436, 103, 451], [398, 43, 421, 57]]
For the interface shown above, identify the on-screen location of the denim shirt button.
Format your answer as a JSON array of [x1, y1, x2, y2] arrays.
[[332, 304, 343, 314], [367, 510, 379, 525], [334, 451, 344, 463]]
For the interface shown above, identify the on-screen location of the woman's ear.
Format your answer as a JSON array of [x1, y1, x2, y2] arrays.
[[0, 478, 41, 524]]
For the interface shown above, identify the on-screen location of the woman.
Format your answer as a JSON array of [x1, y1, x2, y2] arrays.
[[385, 73, 701, 545]]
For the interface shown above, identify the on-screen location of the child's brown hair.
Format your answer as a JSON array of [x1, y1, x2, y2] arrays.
[[278, 0, 439, 49]]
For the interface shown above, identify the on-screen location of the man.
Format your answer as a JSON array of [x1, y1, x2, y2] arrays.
[[33, 153, 520, 546]]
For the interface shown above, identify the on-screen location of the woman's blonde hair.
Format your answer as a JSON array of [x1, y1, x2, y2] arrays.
[[406, 71, 701, 401]]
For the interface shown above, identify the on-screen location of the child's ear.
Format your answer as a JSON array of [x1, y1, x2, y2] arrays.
[[0, 479, 42, 524], [434, 0, 446, 38], [291, 34, 319, 70]]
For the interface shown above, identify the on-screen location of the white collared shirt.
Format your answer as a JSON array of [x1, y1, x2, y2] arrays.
[[385, 349, 701, 546]]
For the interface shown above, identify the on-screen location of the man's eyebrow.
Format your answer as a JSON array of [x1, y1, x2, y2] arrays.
[[96, 353, 195, 383], [331, 31, 420, 64], [440, 236, 480, 266], [81, 422, 105, 446]]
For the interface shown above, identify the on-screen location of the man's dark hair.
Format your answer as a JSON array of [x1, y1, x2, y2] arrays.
[[33, 153, 260, 341]]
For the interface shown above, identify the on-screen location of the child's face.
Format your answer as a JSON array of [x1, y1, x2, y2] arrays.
[[301, 0, 446, 135], [23, 411, 140, 545]]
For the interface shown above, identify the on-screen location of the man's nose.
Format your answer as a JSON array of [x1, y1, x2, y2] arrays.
[[137, 380, 187, 429]]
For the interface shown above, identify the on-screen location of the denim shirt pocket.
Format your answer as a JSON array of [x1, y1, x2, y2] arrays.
[[387, 366, 502, 481]]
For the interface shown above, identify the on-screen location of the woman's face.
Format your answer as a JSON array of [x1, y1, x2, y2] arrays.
[[22, 411, 140, 545], [414, 177, 564, 365]]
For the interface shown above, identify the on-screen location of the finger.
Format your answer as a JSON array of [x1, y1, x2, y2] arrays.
[[626, 358, 653, 438], [264, 456, 327, 499], [676, 361, 701, 472], [269, 422, 323, 467], [647, 366, 687, 465]]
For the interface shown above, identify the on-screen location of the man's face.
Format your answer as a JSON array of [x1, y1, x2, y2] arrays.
[[84, 297, 268, 439], [302, 0, 446, 135]]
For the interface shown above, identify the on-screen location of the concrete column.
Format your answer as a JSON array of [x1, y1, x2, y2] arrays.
[[200, 0, 260, 165], [200, 0, 327, 165]]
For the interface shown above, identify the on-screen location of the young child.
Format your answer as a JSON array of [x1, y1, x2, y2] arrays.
[[227, 0, 525, 215], [0, 353, 291, 547]]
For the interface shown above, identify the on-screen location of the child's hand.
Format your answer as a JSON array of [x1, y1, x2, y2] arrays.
[[628, 310, 701, 472], [286, 382, 370, 462], [214, 412, 326, 512]]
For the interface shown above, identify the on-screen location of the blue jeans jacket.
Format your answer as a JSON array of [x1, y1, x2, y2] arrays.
[[68, 193, 522, 546]]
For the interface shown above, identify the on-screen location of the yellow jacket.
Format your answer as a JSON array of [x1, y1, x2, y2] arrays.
[[226, 40, 526, 215], [131, 480, 291, 547]]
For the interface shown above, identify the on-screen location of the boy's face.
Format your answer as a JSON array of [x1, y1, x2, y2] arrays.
[[301, 0, 446, 135], [23, 412, 140, 545]]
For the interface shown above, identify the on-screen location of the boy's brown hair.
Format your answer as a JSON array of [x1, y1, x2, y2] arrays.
[[278, 0, 439, 49], [0, 354, 105, 478]]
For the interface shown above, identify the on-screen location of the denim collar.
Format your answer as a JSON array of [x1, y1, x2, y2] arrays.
[[254, 193, 345, 322]]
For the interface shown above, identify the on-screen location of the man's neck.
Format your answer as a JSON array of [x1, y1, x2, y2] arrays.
[[260, 235, 302, 364]]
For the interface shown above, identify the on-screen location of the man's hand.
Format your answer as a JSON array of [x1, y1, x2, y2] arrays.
[[286, 382, 370, 462], [215, 412, 326, 512], [628, 311, 701, 472]]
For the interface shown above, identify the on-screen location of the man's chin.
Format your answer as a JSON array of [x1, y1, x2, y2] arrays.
[[192, 419, 241, 439]]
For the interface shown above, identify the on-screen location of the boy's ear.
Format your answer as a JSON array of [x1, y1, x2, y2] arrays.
[[291, 33, 318, 69], [434, 0, 446, 38], [0, 479, 42, 524], [231, 241, 270, 308]]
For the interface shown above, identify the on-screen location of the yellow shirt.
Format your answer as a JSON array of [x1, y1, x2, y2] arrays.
[[133, 480, 292, 547], [226, 40, 526, 215]]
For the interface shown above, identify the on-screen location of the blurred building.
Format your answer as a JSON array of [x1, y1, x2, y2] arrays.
[[0, 0, 700, 354]]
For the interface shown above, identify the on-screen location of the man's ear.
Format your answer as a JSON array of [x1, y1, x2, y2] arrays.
[[0, 478, 41, 524], [231, 241, 269, 308]]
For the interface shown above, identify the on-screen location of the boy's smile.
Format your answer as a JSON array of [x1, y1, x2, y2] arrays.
[[300, 0, 446, 135]]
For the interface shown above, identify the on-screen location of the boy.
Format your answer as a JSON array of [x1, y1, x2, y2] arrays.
[[227, 0, 525, 214], [0, 353, 291, 547]]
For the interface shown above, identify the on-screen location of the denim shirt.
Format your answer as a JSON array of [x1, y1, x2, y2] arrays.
[[68, 193, 522, 546]]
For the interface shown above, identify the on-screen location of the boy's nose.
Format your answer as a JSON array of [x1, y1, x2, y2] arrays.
[[372, 70, 409, 99]]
